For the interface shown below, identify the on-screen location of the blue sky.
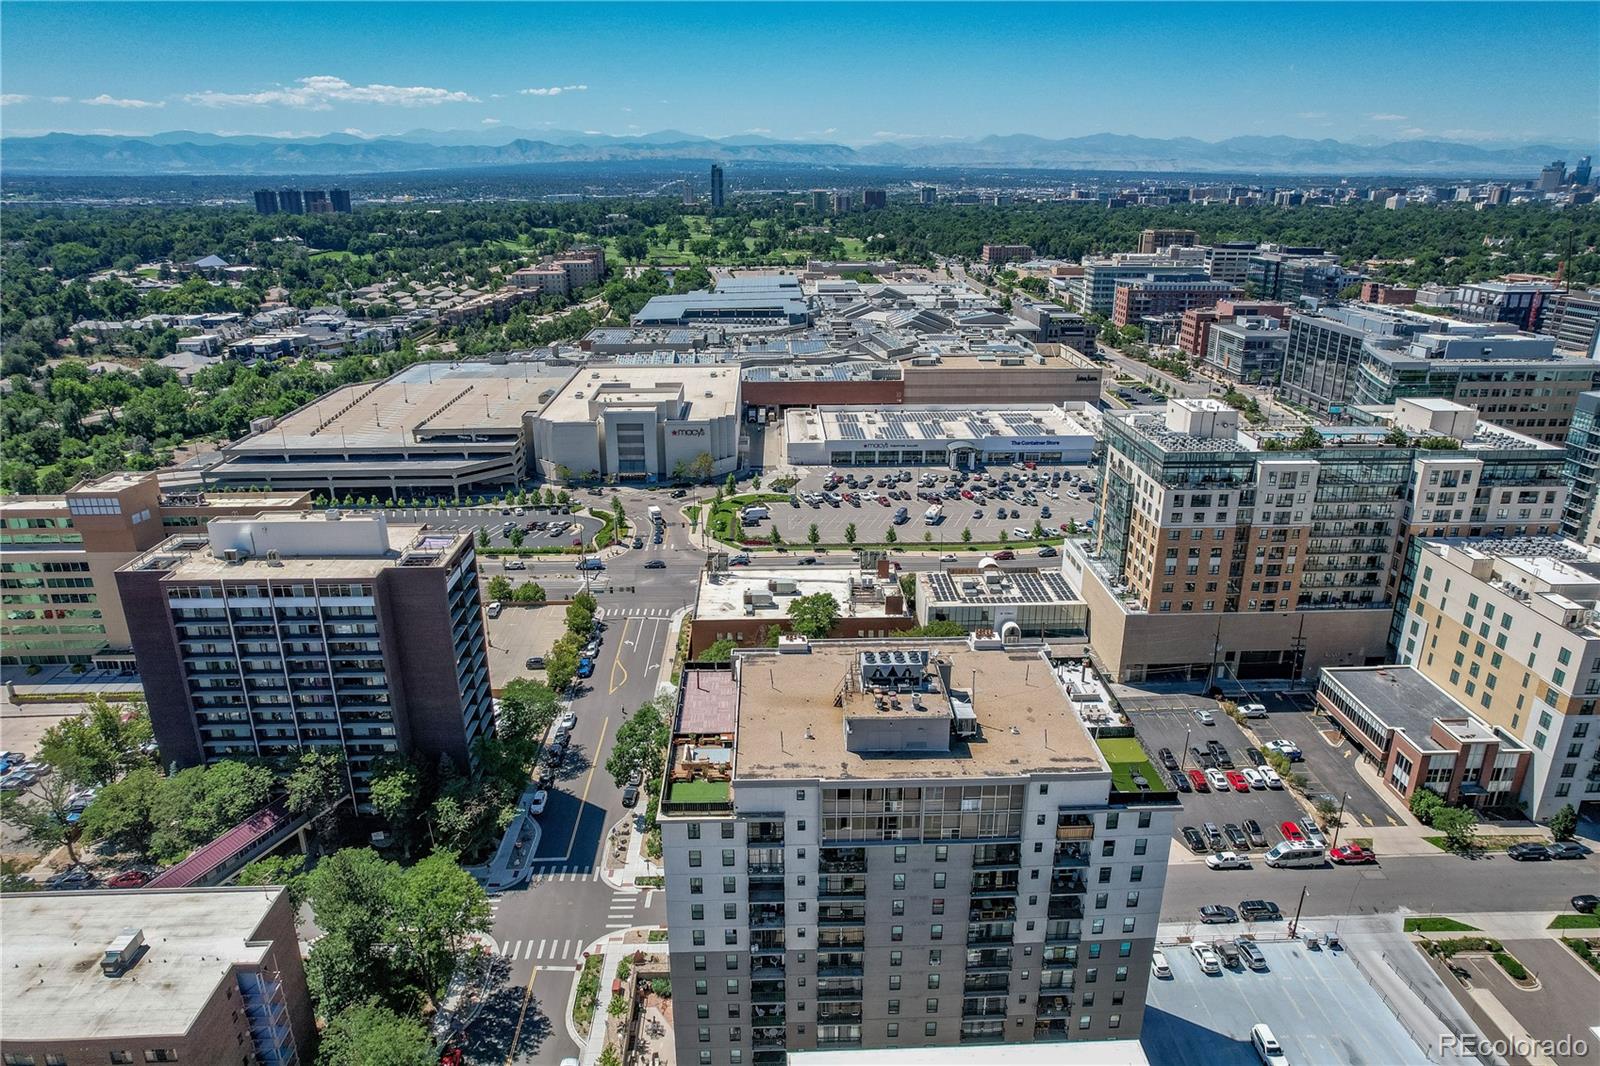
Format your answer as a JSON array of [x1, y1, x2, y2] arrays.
[[1, 2, 1594, 146]]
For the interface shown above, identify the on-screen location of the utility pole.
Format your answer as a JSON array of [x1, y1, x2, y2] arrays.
[[1287, 884, 1310, 939], [1180, 726, 1191, 770], [1327, 792, 1350, 851]]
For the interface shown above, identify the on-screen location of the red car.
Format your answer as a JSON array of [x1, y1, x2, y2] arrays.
[[1186, 768, 1210, 793], [961, 489, 975, 500], [1329, 845, 1376, 865], [992, 550, 1016, 561], [105, 869, 150, 889], [877, 495, 890, 505], [1279, 821, 1306, 845], [1225, 771, 1250, 793]]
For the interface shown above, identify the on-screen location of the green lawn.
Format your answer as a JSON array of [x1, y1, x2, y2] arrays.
[[837, 236, 870, 259], [1096, 736, 1162, 793], [1404, 916, 1479, 933], [668, 779, 730, 805], [1549, 914, 1600, 929]]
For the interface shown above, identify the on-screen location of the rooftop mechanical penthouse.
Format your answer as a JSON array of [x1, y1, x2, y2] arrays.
[[659, 636, 1178, 1063]]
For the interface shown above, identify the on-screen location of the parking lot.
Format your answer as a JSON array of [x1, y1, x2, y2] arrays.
[[484, 604, 570, 689], [378, 505, 604, 550], [750, 464, 1102, 548], [1128, 705, 1311, 856], [1239, 692, 1404, 830], [1144, 938, 1431, 1065]]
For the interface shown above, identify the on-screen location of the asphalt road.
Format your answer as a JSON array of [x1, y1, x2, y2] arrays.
[[465, 515, 704, 1066], [1160, 847, 1600, 924]]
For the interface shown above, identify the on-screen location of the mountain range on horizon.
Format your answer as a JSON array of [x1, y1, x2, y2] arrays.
[[1, 126, 1590, 178]]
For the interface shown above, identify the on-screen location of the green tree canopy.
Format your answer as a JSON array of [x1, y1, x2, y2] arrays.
[[317, 1001, 436, 1066], [606, 695, 670, 789], [787, 592, 841, 639]]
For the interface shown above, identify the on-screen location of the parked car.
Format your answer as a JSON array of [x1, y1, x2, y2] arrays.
[[1170, 771, 1192, 793], [576, 658, 595, 680], [1507, 842, 1553, 861], [1193, 708, 1215, 726], [1235, 938, 1269, 972], [1251, 1024, 1289, 1066], [621, 785, 640, 807], [1158, 747, 1178, 770], [1206, 851, 1251, 871], [1240, 768, 1266, 790], [486, 602, 503, 619], [1550, 841, 1589, 860], [558, 710, 577, 733], [1182, 826, 1208, 853], [1187, 769, 1210, 793], [1264, 739, 1302, 761], [1203, 822, 1223, 848], [1239, 702, 1268, 719], [1329, 844, 1377, 865], [1572, 894, 1600, 913], [1224, 823, 1249, 850], [46, 866, 97, 891], [1205, 768, 1230, 791], [1225, 771, 1251, 793], [526, 791, 549, 816], [1298, 818, 1327, 848], [525, 656, 546, 670], [627, 766, 644, 787], [1198, 904, 1238, 924], [104, 869, 150, 889], [1239, 899, 1282, 921], [1191, 942, 1223, 974], [1279, 821, 1306, 845], [1213, 939, 1244, 970], [1151, 947, 1172, 979], [1244, 819, 1267, 847], [1257, 765, 1283, 789]]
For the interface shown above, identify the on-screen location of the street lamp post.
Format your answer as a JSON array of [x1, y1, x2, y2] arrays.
[[1180, 726, 1191, 770], [1287, 884, 1310, 939]]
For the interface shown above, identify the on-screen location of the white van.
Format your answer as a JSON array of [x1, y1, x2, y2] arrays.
[[1251, 1023, 1289, 1065], [1263, 842, 1325, 868]]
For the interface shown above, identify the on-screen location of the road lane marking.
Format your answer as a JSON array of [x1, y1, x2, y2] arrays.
[[608, 617, 635, 694], [561, 714, 610, 859], [504, 966, 538, 1066], [536, 938, 547, 959]]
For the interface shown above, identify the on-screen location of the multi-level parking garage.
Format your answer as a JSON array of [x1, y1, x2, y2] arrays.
[[783, 403, 1100, 467]]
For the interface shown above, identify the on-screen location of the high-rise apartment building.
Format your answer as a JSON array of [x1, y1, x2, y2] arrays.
[[863, 188, 887, 210], [1397, 536, 1600, 817], [329, 188, 353, 213], [1454, 280, 1558, 331], [710, 164, 725, 209], [1278, 304, 1444, 416], [1245, 249, 1360, 303], [253, 189, 279, 215], [1137, 228, 1198, 254], [0, 887, 315, 1066], [303, 190, 331, 214], [1562, 392, 1600, 546], [0, 473, 309, 668], [115, 511, 495, 799], [832, 191, 853, 214], [980, 244, 1035, 265], [1065, 397, 1566, 684], [1539, 288, 1600, 358], [277, 188, 304, 215], [811, 190, 831, 214], [1070, 253, 1210, 316], [920, 186, 938, 205], [660, 637, 1177, 1063]]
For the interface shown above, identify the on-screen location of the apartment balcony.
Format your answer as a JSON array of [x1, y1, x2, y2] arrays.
[[819, 878, 869, 899], [1054, 823, 1095, 841], [1053, 843, 1092, 867], [960, 1024, 1007, 1045], [966, 929, 1015, 948], [963, 954, 1013, 975], [962, 1004, 1008, 1020], [969, 873, 1019, 897], [748, 823, 785, 845], [748, 881, 785, 904], [751, 935, 786, 957], [747, 860, 785, 877], [817, 910, 866, 927], [819, 849, 867, 874], [1035, 997, 1075, 1020], [752, 1005, 787, 1026], [1050, 873, 1087, 895], [971, 848, 1021, 870], [816, 980, 863, 1001], [750, 962, 786, 981], [817, 958, 864, 978], [752, 1051, 786, 1066], [1047, 899, 1085, 922], [751, 908, 786, 929], [752, 986, 787, 1005], [752, 1031, 787, 1051], [816, 1007, 863, 1025], [962, 974, 1010, 995]]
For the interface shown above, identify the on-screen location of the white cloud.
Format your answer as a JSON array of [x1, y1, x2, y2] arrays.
[[872, 131, 928, 140], [1398, 127, 1428, 138], [185, 75, 477, 110], [0, 94, 30, 105], [49, 96, 72, 104], [520, 84, 588, 96], [1296, 111, 1327, 120], [1368, 112, 1408, 122], [482, 117, 501, 125], [744, 127, 772, 135], [82, 94, 165, 109]]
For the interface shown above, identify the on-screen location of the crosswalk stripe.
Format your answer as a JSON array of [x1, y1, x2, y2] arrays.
[[536, 938, 547, 959]]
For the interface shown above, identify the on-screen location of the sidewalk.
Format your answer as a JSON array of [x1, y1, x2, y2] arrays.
[[571, 933, 669, 1066], [602, 809, 662, 890], [469, 787, 543, 893]]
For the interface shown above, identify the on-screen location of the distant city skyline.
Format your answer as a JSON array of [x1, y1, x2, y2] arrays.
[[1, 1, 1595, 147]]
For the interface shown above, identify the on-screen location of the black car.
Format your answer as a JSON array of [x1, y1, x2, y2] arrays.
[[1198, 905, 1238, 924], [1224, 823, 1249, 850], [621, 785, 640, 807], [1239, 899, 1282, 921], [525, 656, 545, 669], [1181, 826, 1207, 853], [1573, 894, 1600, 913], [1158, 747, 1178, 770], [1191, 746, 1214, 768], [632, 537, 644, 549], [645, 559, 667, 569], [671, 488, 688, 498], [1507, 842, 1553, 861], [799, 557, 819, 565], [1243, 746, 1264, 766], [1170, 771, 1192, 794], [1550, 841, 1589, 860]]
